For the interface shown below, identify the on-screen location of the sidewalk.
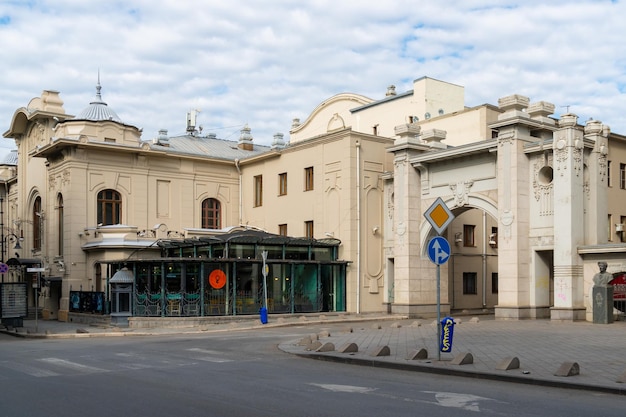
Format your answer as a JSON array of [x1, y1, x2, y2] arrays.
[[3, 314, 626, 395], [279, 316, 626, 395]]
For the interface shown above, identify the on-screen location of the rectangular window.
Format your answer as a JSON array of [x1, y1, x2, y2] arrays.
[[278, 224, 287, 236], [463, 272, 477, 295], [609, 214, 613, 242], [279, 173, 287, 196], [491, 272, 499, 294], [305, 220, 314, 238], [620, 163, 626, 189], [607, 160, 612, 187], [304, 167, 314, 191], [463, 224, 475, 247], [621, 216, 626, 243], [254, 175, 263, 207]]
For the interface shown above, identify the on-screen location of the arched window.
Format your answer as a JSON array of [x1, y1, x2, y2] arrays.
[[57, 194, 64, 256], [202, 198, 221, 229], [33, 196, 42, 250], [97, 189, 122, 226]]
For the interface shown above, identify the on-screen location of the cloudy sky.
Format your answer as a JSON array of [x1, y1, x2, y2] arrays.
[[1, 0, 625, 150]]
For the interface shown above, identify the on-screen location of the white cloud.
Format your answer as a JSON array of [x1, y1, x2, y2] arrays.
[[0, 0, 625, 145]]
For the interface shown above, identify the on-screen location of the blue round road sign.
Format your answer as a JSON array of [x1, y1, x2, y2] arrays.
[[0, 262, 8, 274], [427, 236, 451, 265]]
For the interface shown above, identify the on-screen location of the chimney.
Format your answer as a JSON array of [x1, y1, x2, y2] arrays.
[[386, 85, 397, 96], [271, 132, 286, 150], [155, 129, 169, 146], [238, 124, 254, 151]]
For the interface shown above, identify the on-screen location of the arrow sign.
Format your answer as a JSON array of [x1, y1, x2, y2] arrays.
[[427, 236, 450, 265]]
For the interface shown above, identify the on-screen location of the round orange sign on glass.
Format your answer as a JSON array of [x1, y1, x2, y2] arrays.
[[209, 270, 226, 289]]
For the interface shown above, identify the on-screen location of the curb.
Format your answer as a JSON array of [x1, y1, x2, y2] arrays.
[[281, 345, 626, 397]]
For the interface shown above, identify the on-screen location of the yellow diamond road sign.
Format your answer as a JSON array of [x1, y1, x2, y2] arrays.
[[424, 197, 455, 235]]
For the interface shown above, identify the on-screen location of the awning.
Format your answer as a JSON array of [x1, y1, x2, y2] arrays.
[[6, 257, 42, 266]]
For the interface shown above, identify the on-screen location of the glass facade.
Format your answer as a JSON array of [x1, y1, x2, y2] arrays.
[[116, 230, 347, 317]]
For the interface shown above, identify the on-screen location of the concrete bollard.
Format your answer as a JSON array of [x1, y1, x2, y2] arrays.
[[554, 362, 580, 377], [369, 346, 390, 357], [316, 342, 335, 352], [451, 352, 473, 365], [406, 348, 428, 360], [306, 341, 323, 351], [338, 342, 359, 353], [496, 357, 520, 371]]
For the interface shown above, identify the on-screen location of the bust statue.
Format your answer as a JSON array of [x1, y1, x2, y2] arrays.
[[593, 261, 613, 287]]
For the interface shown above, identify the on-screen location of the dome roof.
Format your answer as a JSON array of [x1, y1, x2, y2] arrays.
[[75, 81, 122, 123]]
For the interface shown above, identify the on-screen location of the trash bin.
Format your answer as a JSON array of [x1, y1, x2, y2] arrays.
[[259, 306, 268, 324], [439, 316, 455, 352]]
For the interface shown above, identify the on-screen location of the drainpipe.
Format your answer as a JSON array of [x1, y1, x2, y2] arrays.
[[482, 211, 487, 308], [235, 159, 242, 226], [356, 140, 361, 314]]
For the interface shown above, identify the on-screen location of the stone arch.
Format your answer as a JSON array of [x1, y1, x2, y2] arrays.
[[419, 194, 499, 252]]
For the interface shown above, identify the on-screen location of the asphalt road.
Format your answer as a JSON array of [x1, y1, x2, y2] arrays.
[[1, 324, 625, 417]]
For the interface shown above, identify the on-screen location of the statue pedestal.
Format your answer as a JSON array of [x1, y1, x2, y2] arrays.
[[592, 286, 614, 324]]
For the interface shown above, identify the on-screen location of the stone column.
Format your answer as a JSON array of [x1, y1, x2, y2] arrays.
[[493, 95, 532, 319], [551, 114, 585, 321], [583, 119, 609, 245]]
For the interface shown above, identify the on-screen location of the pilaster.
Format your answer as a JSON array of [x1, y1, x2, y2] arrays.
[[551, 114, 586, 321]]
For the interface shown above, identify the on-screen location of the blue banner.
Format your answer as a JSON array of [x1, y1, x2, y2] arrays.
[[440, 316, 455, 352]]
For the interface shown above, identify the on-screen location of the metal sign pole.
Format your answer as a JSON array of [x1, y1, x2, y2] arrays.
[[436, 264, 441, 361], [35, 272, 39, 334]]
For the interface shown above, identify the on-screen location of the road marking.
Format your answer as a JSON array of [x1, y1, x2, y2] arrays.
[[38, 358, 107, 374], [187, 348, 233, 363], [422, 391, 495, 412], [0, 360, 60, 378], [310, 383, 376, 394]]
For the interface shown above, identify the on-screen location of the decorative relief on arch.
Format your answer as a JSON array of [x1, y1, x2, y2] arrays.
[[554, 135, 568, 177], [598, 149, 608, 184], [572, 135, 583, 178], [532, 154, 554, 216], [449, 180, 473, 207], [62, 169, 71, 186], [49, 173, 57, 190], [327, 113, 345, 132]]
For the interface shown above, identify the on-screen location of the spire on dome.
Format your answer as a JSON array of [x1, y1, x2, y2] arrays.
[[75, 73, 122, 123]]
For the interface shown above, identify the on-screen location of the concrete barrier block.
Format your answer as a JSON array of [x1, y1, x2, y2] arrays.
[[554, 362, 579, 377], [341, 327, 353, 334], [76, 328, 89, 334], [410, 320, 422, 327], [309, 333, 319, 341], [406, 348, 428, 360], [451, 352, 474, 365], [469, 317, 480, 323], [318, 330, 331, 338], [298, 316, 308, 321], [297, 336, 312, 346], [371, 323, 382, 329], [369, 346, 391, 357], [616, 369, 626, 383], [390, 322, 402, 328], [306, 341, 322, 351], [338, 342, 359, 353], [316, 342, 335, 352], [496, 357, 520, 371]]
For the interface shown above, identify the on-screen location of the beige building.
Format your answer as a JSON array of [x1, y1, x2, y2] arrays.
[[2, 76, 625, 324]]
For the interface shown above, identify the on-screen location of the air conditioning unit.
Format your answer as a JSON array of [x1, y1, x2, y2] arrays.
[[454, 232, 463, 243], [488, 233, 498, 246], [616, 224, 624, 232]]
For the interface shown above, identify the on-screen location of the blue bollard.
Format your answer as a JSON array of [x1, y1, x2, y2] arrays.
[[439, 316, 455, 352], [259, 307, 268, 324]]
